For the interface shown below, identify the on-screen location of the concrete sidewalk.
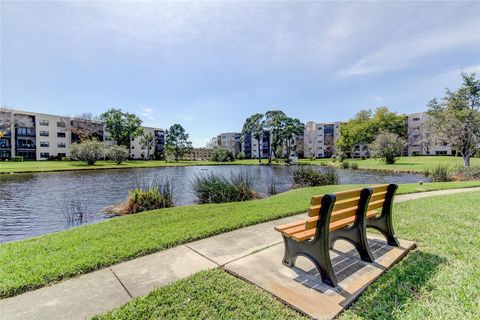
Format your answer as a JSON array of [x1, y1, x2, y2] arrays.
[[1, 187, 479, 320]]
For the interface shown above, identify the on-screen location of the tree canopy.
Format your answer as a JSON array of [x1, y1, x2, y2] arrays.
[[337, 107, 407, 157], [165, 124, 193, 162], [426, 73, 480, 167], [101, 108, 143, 147]]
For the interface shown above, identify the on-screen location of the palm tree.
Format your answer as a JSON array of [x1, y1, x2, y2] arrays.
[[242, 113, 264, 163]]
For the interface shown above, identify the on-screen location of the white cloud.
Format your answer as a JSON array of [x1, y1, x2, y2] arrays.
[[337, 20, 480, 77], [140, 107, 155, 121]]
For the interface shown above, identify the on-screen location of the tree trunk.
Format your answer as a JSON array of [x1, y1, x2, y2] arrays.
[[463, 153, 470, 167], [267, 136, 272, 165], [257, 137, 262, 163]]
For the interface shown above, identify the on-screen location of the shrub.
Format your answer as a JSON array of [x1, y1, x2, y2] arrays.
[[192, 172, 256, 204], [307, 156, 314, 161], [210, 148, 235, 162], [267, 177, 278, 195], [452, 166, 480, 181], [11, 156, 23, 162], [107, 145, 129, 164], [428, 164, 451, 182], [70, 139, 104, 165], [292, 166, 339, 188], [360, 155, 366, 160], [350, 162, 359, 170], [61, 157, 71, 161], [111, 178, 174, 215], [369, 131, 406, 164], [341, 161, 350, 169], [336, 152, 347, 162], [236, 152, 245, 160]]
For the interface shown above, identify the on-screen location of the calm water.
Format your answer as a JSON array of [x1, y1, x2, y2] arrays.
[[0, 165, 427, 243]]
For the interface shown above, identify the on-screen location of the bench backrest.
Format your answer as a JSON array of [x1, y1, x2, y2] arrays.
[[307, 184, 392, 231]]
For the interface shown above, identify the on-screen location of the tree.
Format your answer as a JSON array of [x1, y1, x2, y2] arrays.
[[140, 133, 155, 160], [61, 113, 102, 142], [369, 131, 406, 164], [264, 110, 287, 164], [426, 73, 480, 167], [242, 113, 265, 163], [70, 139, 105, 165], [210, 148, 235, 162], [101, 108, 143, 147], [165, 124, 193, 162], [0, 108, 35, 138], [337, 107, 407, 158], [107, 145, 129, 164], [281, 117, 305, 163]]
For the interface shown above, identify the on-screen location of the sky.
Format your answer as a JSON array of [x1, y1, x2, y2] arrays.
[[1, 1, 479, 147]]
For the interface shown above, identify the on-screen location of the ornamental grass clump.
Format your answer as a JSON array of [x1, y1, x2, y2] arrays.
[[292, 166, 339, 188], [192, 172, 257, 204], [425, 163, 451, 182], [111, 178, 174, 215], [452, 166, 480, 181]]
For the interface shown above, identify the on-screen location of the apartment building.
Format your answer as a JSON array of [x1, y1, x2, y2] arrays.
[[217, 132, 241, 155], [407, 112, 451, 156], [0, 108, 164, 160], [184, 148, 214, 160], [129, 127, 165, 160], [242, 130, 273, 159], [303, 121, 342, 158]]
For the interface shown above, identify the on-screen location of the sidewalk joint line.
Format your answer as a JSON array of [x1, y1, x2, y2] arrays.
[[184, 245, 221, 267], [109, 268, 133, 299], [221, 241, 283, 267]]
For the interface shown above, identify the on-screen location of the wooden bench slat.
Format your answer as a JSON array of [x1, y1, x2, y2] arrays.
[[310, 195, 324, 206], [308, 205, 321, 217], [367, 199, 385, 211], [371, 184, 389, 193], [333, 188, 363, 201], [332, 196, 361, 211], [370, 191, 387, 202], [279, 224, 309, 237], [274, 220, 305, 232]]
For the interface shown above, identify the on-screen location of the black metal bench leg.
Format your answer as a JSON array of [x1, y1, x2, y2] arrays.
[[329, 227, 375, 263], [367, 184, 400, 247], [281, 236, 338, 287]]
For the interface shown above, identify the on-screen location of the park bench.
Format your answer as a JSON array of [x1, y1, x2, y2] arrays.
[[274, 184, 399, 287]]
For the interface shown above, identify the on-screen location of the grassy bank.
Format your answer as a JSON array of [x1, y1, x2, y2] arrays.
[[2, 156, 478, 175], [0, 159, 266, 174], [94, 191, 480, 320], [1, 181, 479, 298], [298, 156, 480, 173]]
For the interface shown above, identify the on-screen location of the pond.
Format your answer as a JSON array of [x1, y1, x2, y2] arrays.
[[0, 165, 427, 243]]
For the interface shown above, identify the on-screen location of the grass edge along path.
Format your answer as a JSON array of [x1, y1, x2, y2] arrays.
[[1, 181, 479, 299], [93, 191, 480, 320]]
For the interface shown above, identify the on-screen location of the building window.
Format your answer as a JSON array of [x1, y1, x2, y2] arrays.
[[58, 142, 66, 148], [40, 152, 50, 158], [57, 121, 66, 127], [57, 132, 66, 138], [39, 131, 49, 137], [40, 142, 49, 147], [436, 151, 447, 155], [39, 120, 49, 126], [413, 117, 420, 121]]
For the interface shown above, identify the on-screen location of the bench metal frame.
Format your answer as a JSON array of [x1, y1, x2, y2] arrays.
[[366, 183, 400, 247]]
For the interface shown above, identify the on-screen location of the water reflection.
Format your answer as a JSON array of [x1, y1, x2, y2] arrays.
[[0, 165, 427, 243]]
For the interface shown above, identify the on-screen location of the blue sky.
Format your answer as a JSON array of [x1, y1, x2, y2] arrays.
[[1, 1, 479, 147]]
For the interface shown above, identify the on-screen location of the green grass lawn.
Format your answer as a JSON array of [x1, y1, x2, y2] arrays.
[[2, 156, 478, 174], [92, 269, 307, 320], [0, 181, 479, 299], [298, 156, 480, 173], [0, 159, 266, 174], [93, 191, 480, 320]]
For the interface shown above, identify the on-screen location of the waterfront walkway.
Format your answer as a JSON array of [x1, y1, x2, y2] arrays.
[[1, 187, 479, 320]]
